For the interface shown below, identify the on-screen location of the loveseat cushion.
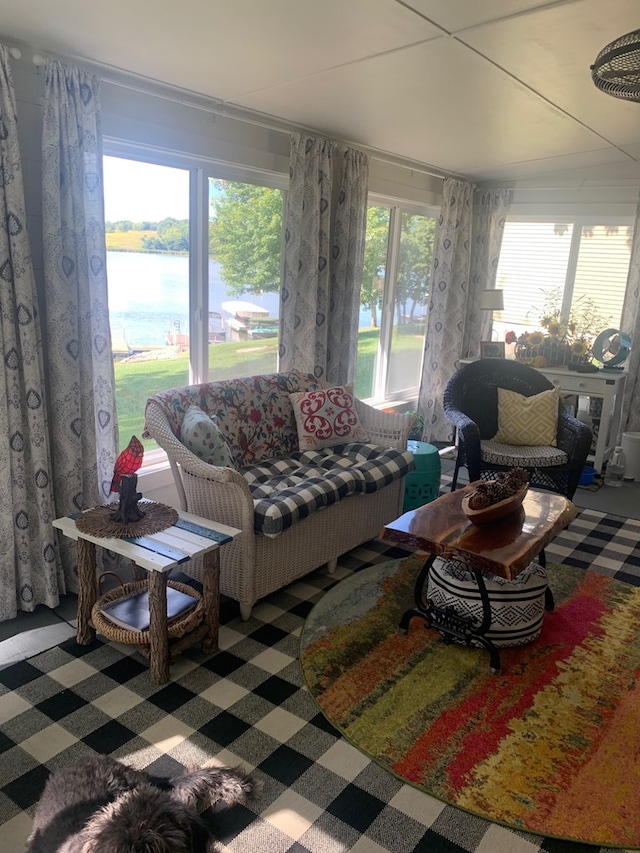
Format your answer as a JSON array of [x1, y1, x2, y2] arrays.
[[241, 442, 415, 537]]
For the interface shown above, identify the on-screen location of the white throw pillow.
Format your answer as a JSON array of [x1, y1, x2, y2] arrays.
[[180, 405, 234, 467]]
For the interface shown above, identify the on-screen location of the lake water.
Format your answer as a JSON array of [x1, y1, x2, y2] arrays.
[[107, 251, 374, 348]]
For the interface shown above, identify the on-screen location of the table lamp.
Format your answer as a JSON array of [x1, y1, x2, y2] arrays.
[[479, 289, 504, 312]]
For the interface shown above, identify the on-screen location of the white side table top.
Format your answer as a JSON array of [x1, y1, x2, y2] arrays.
[[53, 507, 241, 574]]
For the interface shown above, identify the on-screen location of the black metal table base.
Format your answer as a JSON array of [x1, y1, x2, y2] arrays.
[[399, 551, 553, 675]]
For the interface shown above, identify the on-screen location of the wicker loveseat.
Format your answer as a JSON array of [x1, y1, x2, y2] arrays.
[[144, 371, 416, 619]]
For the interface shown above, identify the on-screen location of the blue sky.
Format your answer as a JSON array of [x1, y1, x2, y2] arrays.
[[103, 156, 190, 222]]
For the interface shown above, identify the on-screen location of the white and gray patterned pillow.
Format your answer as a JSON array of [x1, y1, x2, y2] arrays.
[[180, 406, 234, 467]]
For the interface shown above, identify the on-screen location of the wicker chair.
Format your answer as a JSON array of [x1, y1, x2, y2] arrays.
[[443, 359, 592, 499]]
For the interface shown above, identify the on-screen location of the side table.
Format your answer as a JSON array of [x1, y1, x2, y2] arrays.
[[403, 441, 441, 512], [381, 484, 577, 673], [53, 508, 241, 683]]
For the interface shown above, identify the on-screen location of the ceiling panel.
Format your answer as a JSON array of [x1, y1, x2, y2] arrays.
[[461, 0, 640, 146], [235, 38, 611, 175], [0, 0, 443, 100], [402, 0, 566, 33], [470, 147, 637, 183]]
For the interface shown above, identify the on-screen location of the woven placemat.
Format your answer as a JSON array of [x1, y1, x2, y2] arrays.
[[75, 501, 179, 538]]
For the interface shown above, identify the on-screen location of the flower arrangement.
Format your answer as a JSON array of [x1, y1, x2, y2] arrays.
[[507, 290, 603, 368]]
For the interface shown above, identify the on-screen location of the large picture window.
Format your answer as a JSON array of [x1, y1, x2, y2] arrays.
[[104, 157, 191, 453]]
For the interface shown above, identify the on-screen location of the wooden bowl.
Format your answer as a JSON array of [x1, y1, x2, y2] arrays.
[[462, 485, 529, 525]]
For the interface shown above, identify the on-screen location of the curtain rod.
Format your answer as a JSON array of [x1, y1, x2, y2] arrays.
[[8, 38, 456, 183]]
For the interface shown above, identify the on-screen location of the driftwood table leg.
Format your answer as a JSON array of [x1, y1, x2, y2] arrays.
[[148, 570, 170, 684], [202, 550, 220, 654], [76, 538, 97, 644]]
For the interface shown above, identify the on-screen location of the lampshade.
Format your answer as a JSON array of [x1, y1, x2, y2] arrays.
[[479, 289, 504, 311], [591, 29, 640, 102]]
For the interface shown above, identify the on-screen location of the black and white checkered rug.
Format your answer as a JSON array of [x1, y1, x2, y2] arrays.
[[2, 507, 640, 853]]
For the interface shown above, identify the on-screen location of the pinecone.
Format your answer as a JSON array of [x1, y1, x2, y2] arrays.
[[467, 468, 529, 507]]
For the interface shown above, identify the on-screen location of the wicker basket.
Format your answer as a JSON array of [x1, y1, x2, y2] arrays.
[[91, 579, 204, 647]]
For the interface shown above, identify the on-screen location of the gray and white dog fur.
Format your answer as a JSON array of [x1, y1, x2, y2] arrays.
[[27, 753, 257, 852]]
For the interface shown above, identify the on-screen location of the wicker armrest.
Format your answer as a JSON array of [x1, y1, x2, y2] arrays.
[[355, 401, 417, 450], [557, 412, 592, 459]]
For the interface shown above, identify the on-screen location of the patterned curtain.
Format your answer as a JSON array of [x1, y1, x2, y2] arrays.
[[42, 59, 117, 589], [417, 178, 474, 443], [619, 191, 640, 434], [327, 148, 369, 385], [280, 134, 369, 383], [417, 180, 511, 443], [0, 46, 60, 620], [463, 188, 512, 359]]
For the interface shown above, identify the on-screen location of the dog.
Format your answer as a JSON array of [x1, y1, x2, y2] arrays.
[[27, 753, 257, 852]]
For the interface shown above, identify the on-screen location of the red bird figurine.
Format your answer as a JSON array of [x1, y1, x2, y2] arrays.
[[110, 435, 144, 493]]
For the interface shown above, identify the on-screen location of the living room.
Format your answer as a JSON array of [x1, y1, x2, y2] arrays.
[[1, 2, 640, 851]]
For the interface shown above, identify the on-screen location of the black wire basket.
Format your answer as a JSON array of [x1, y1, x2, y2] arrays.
[[591, 29, 640, 102]]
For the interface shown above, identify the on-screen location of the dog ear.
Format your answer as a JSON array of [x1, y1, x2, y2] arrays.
[[170, 765, 257, 812]]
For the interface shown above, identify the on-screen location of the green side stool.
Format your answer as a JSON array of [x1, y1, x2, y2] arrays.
[[403, 441, 441, 512]]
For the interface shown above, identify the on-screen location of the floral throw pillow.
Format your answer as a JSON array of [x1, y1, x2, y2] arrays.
[[289, 385, 369, 451], [180, 405, 235, 467]]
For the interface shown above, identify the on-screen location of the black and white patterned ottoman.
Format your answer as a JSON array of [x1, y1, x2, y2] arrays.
[[426, 556, 548, 647]]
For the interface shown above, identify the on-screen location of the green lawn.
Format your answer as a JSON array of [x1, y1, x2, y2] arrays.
[[115, 327, 423, 452]]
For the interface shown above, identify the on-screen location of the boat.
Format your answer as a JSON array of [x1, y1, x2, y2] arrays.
[[247, 318, 279, 339], [221, 300, 273, 339]]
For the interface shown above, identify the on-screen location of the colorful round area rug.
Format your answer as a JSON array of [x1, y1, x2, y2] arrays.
[[299, 556, 640, 849]]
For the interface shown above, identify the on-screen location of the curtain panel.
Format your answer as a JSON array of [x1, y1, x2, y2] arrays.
[[463, 188, 512, 359], [326, 148, 369, 385], [42, 59, 117, 590], [417, 180, 511, 444], [0, 45, 60, 620], [417, 178, 474, 443], [280, 134, 369, 384]]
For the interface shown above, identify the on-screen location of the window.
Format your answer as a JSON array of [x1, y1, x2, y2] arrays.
[[103, 150, 284, 454], [493, 220, 632, 349], [357, 200, 436, 403]]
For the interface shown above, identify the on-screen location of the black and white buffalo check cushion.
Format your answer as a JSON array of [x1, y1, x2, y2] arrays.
[[242, 442, 414, 536]]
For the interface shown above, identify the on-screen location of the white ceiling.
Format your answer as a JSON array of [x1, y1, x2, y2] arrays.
[[1, 0, 640, 185]]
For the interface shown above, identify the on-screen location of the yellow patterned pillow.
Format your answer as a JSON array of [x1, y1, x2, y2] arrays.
[[494, 387, 559, 446]]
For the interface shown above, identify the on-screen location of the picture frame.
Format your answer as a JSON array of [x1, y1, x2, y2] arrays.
[[480, 341, 505, 359]]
